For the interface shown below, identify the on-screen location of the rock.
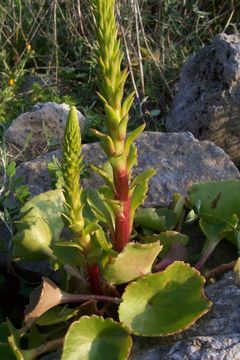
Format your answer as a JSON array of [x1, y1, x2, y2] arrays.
[[19, 74, 46, 94], [6, 102, 85, 162], [130, 272, 240, 359], [16, 131, 239, 207], [165, 33, 240, 166]]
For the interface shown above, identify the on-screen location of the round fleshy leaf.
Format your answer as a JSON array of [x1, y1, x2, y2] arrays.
[[188, 180, 240, 220], [134, 207, 177, 232], [13, 189, 64, 260], [119, 261, 211, 336], [103, 241, 162, 285], [62, 315, 132, 360], [142, 231, 188, 258], [36, 306, 79, 326]]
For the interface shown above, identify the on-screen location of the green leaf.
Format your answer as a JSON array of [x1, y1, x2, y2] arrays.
[[83, 221, 101, 237], [117, 115, 128, 139], [13, 190, 64, 261], [103, 241, 162, 285], [104, 103, 119, 130], [130, 183, 149, 218], [134, 207, 177, 232], [119, 262, 211, 336], [90, 129, 115, 156], [62, 315, 132, 360], [53, 241, 85, 267], [127, 143, 138, 173], [86, 189, 115, 234], [6, 161, 16, 177], [131, 169, 157, 189], [13, 218, 53, 261], [93, 228, 116, 255], [188, 180, 240, 221], [142, 231, 189, 258], [36, 306, 79, 326], [130, 170, 157, 220], [188, 180, 240, 262], [172, 193, 185, 223], [125, 124, 145, 155], [198, 215, 238, 258], [90, 164, 115, 193], [121, 91, 135, 118], [200, 216, 238, 243], [185, 209, 198, 224], [158, 231, 188, 257], [104, 198, 123, 217], [27, 325, 45, 349]]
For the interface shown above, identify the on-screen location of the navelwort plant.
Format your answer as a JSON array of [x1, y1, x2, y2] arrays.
[[3, 1, 212, 359]]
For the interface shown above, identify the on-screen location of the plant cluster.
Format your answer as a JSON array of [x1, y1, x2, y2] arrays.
[[0, 1, 240, 360], [0, 45, 33, 131]]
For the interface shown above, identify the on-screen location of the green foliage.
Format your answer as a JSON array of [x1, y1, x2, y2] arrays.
[[119, 262, 211, 336], [142, 231, 189, 258], [134, 207, 177, 232], [62, 316, 132, 360], [0, 47, 34, 128], [6, 1, 230, 359], [36, 306, 79, 327], [103, 241, 162, 285], [12, 189, 64, 261], [188, 180, 240, 268]]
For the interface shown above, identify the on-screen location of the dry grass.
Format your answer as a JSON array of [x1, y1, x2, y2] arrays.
[[0, 0, 239, 129]]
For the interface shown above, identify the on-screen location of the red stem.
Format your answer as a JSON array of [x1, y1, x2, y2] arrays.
[[115, 198, 131, 252], [113, 168, 131, 252], [87, 264, 102, 295]]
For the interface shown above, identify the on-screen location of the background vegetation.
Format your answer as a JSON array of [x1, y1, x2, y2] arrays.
[[0, 0, 239, 136]]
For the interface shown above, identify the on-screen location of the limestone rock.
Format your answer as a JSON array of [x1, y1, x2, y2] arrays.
[[130, 272, 240, 360], [165, 33, 240, 166], [6, 102, 85, 161], [16, 131, 239, 208]]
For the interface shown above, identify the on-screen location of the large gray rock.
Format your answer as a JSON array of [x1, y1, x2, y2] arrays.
[[6, 102, 85, 161], [16, 131, 239, 207], [130, 272, 240, 359], [165, 33, 240, 166]]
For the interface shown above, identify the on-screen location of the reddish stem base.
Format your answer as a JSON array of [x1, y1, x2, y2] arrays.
[[113, 168, 131, 252], [87, 264, 102, 295], [114, 198, 131, 252]]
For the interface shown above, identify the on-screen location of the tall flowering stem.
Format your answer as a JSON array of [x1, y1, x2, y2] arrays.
[[61, 107, 85, 241], [92, 0, 138, 252], [61, 106, 101, 293]]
